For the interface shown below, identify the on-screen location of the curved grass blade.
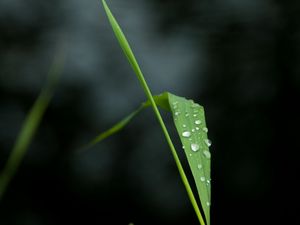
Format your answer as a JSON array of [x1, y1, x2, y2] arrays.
[[83, 92, 211, 224], [101, 1, 207, 224], [0, 50, 65, 200]]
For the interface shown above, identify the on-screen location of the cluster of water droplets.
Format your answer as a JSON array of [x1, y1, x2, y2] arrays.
[[173, 99, 211, 207], [173, 101, 211, 158]]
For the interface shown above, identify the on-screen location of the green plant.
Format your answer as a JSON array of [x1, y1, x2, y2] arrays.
[[85, 1, 212, 224], [0, 50, 65, 200]]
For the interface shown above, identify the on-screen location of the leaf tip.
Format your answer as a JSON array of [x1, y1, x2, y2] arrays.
[[101, 0, 109, 11]]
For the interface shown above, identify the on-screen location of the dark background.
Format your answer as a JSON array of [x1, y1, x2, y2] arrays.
[[0, 0, 299, 224]]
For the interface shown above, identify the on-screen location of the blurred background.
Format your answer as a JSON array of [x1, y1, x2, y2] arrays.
[[0, 0, 299, 224]]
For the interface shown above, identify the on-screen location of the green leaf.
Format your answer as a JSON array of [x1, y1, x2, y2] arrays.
[[101, 0, 145, 86], [83, 92, 211, 224], [100, 1, 210, 224], [168, 93, 211, 225], [0, 49, 65, 200], [80, 92, 169, 150], [80, 104, 146, 151]]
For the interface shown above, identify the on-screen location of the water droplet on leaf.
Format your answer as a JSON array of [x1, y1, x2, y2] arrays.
[[203, 150, 211, 159], [191, 143, 200, 152], [204, 139, 212, 147], [182, 131, 191, 138], [195, 120, 201, 125]]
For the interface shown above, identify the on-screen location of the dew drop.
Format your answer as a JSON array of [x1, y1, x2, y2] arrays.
[[185, 113, 189, 117], [191, 143, 200, 152], [195, 120, 201, 125], [182, 131, 191, 138], [203, 127, 208, 133], [203, 150, 211, 159], [200, 176, 206, 182], [192, 129, 195, 132], [206, 201, 211, 207], [196, 127, 200, 130], [189, 153, 192, 157], [197, 164, 202, 169], [204, 139, 212, 147], [182, 145, 185, 149], [175, 111, 180, 116], [193, 114, 197, 117], [182, 124, 187, 128]]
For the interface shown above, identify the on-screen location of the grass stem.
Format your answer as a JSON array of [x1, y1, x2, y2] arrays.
[[102, 1, 205, 224]]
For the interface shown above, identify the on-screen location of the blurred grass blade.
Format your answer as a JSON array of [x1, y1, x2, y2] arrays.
[[0, 50, 65, 200]]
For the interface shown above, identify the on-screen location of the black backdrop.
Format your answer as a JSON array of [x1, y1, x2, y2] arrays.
[[0, 0, 299, 224]]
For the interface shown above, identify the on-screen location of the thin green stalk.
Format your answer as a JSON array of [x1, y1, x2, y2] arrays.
[[78, 104, 146, 152], [102, 1, 205, 224], [0, 49, 65, 200]]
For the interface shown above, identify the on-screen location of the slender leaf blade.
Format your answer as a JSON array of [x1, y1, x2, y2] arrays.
[[83, 91, 211, 225], [168, 93, 211, 225], [102, 0, 144, 85], [0, 50, 65, 200], [101, 1, 209, 223], [81, 92, 170, 150], [80, 104, 145, 151]]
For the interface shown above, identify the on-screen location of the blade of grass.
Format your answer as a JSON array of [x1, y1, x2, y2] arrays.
[[79, 104, 145, 152], [101, 1, 206, 224], [82, 92, 211, 224], [0, 50, 65, 200], [79, 93, 169, 151], [168, 93, 211, 225]]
